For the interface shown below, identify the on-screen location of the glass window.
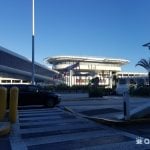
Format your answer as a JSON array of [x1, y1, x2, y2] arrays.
[[1, 80, 11, 83], [12, 80, 21, 83]]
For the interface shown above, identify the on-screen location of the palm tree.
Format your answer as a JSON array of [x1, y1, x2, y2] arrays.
[[136, 58, 150, 86]]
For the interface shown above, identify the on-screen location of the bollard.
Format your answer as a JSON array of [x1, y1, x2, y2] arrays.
[[0, 87, 7, 121], [9, 87, 19, 123]]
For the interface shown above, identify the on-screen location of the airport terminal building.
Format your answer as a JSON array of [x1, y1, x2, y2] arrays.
[[45, 56, 129, 88], [0, 45, 147, 88], [0, 46, 62, 85]]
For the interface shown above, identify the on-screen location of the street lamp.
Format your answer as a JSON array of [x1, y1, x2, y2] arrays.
[[142, 42, 150, 50], [32, 0, 35, 85]]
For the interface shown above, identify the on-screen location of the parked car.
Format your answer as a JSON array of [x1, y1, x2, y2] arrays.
[[1, 84, 61, 107]]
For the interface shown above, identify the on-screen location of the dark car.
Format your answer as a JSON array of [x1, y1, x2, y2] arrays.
[[1, 84, 61, 107]]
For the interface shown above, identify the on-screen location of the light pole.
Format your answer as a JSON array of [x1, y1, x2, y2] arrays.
[[32, 0, 35, 85]]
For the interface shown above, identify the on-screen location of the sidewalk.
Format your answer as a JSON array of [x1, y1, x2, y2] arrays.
[[62, 95, 150, 124]]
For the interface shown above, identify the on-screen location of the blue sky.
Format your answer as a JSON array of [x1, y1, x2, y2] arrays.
[[0, 0, 150, 72]]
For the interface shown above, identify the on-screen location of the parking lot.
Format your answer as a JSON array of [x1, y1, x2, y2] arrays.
[[1, 93, 150, 150]]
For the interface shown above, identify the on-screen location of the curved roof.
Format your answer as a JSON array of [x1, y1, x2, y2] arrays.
[[45, 55, 129, 65]]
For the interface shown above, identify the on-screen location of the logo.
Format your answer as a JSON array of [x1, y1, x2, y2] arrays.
[[136, 137, 150, 145]]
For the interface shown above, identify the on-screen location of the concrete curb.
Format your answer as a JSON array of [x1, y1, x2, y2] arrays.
[[63, 106, 124, 125], [64, 106, 150, 125], [62, 97, 107, 101], [0, 122, 11, 136]]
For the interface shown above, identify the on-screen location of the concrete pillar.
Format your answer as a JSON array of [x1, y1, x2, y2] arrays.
[[109, 71, 112, 88], [69, 70, 73, 86]]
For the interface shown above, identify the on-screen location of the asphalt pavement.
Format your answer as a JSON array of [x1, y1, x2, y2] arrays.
[[9, 106, 149, 150], [0, 93, 150, 150]]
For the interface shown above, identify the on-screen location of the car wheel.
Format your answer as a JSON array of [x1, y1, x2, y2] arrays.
[[46, 99, 54, 107]]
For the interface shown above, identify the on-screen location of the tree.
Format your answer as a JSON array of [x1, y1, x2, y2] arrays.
[[136, 58, 150, 86], [91, 77, 99, 86]]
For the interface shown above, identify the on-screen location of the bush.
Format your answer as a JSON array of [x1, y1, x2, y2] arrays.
[[54, 84, 89, 93], [88, 86, 103, 97], [130, 86, 150, 97], [71, 85, 89, 92], [55, 84, 70, 91], [103, 88, 116, 96]]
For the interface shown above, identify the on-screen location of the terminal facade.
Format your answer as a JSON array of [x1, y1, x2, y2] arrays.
[[45, 56, 148, 88], [45, 56, 131, 88], [0, 46, 61, 85], [0, 46, 147, 88]]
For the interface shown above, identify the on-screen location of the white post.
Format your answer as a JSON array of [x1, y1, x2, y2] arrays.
[[32, 0, 35, 85], [69, 70, 72, 86], [109, 71, 112, 88]]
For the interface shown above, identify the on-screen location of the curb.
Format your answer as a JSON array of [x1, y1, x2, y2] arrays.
[[0, 122, 11, 136], [64, 106, 150, 125], [62, 97, 107, 101], [63, 106, 124, 125]]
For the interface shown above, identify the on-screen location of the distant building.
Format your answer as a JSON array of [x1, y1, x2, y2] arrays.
[[116, 72, 148, 94], [45, 56, 129, 88], [0, 46, 62, 85], [0, 77, 30, 85], [117, 72, 148, 78]]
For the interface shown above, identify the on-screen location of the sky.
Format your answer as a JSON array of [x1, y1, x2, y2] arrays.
[[0, 0, 150, 72]]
